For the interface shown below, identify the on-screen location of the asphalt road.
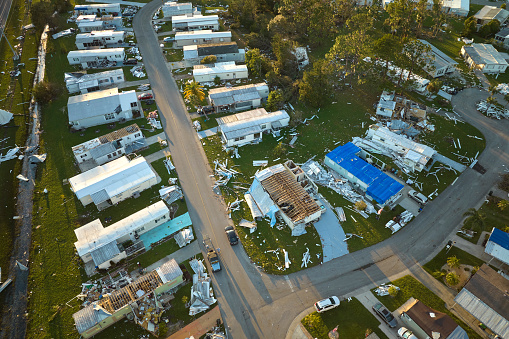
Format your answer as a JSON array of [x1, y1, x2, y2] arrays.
[[134, 3, 509, 337], [0, 0, 13, 33]]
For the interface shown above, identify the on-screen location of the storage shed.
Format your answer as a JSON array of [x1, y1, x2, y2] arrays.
[[324, 143, 404, 205], [69, 156, 157, 210], [193, 61, 248, 83], [485, 227, 509, 265]]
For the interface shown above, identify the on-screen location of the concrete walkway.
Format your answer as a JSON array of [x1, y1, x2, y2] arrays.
[[474, 69, 491, 90], [357, 292, 399, 339], [169, 305, 221, 339], [197, 127, 217, 139], [117, 79, 150, 90], [314, 198, 348, 262], [146, 240, 201, 272], [145, 147, 169, 163], [145, 131, 166, 145], [434, 153, 467, 172]]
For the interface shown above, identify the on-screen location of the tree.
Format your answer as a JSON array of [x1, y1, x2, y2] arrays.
[[272, 35, 298, 78], [446, 272, 460, 286], [299, 59, 334, 107], [183, 80, 205, 106], [385, 0, 415, 37], [488, 84, 499, 100], [31, 2, 56, 30], [502, 3, 507, 9], [447, 256, 460, 269], [400, 39, 433, 86], [181, 295, 189, 305], [214, 76, 221, 85], [388, 286, 399, 297], [34, 82, 60, 105], [463, 16, 477, 38], [463, 208, 486, 231], [498, 199, 509, 211], [430, 0, 448, 38], [273, 141, 287, 157], [415, 0, 429, 37], [201, 55, 217, 64], [373, 34, 403, 82], [479, 19, 500, 38], [266, 89, 285, 111], [245, 48, 271, 78]]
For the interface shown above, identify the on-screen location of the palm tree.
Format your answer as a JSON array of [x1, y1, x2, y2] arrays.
[[463, 208, 486, 232], [488, 84, 499, 100], [446, 272, 459, 286], [447, 256, 460, 269], [183, 80, 205, 106]]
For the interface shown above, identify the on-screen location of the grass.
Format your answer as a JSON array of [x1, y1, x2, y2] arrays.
[[165, 49, 184, 62], [137, 141, 163, 157], [301, 298, 388, 339], [423, 245, 485, 278], [458, 197, 509, 243], [126, 238, 182, 272], [157, 21, 173, 33], [122, 65, 148, 81], [192, 111, 231, 130], [372, 275, 481, 339]]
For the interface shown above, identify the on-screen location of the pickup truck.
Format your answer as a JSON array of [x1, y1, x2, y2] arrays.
[[203, 237, 221, 272]]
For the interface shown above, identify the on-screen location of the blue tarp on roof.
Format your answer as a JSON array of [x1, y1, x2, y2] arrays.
[[139, 212, 192, 250], [74, 6, 89, 10], [325, 142, 404, 204], [489, 228, 509, 250]]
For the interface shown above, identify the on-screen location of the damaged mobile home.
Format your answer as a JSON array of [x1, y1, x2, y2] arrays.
[[68, 156, 157, 210], [67, 48, 125, 69], [183, 42, 245, 63], [193, 61, 248, 83], [65, 69, 125, 94], [245, 161, 322, 236], [216, 108, 290, 147], [207, 83, 268, 112], [75, 31, 125, 50]]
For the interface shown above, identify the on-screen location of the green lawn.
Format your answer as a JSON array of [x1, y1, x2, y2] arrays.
[[458, 198, 509, 243], [127, 238, 182, 272], [423, 245, 485, 277], [301, 298, 388, 339], [165, 49, 184, 62], [137, 142, 163, 157], [373, 275, 481, 339]]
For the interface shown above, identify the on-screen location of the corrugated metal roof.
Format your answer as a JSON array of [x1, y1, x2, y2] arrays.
[[209, 83, 266, 106], [217, 109, 289, 140], [197, 42, 238, 56], [462, 44, 508, 66], [487, 227, 509, 250], [325, 143, 404, 204], [474, 5, 509, 22], [68, 48, 124, 58], [155, 258, 183, 283], [99, 124, 140, 143], [455, 289, 509, 338], [172, 14, 218, 24], [90, 188, 110, 204], [89, 142, 116, 159], [193, 61, 247, 76], [73, 304, 112, 334], [90, 240, 121, 266], [223, 125, 262, 139], [76, 30, 124, 40]]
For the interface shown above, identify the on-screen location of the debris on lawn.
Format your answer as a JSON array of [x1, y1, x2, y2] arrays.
[[130, 65, 146, 78], [174, 227, 194, 247], [159, 185, 183, 204], [30, 154, 46, 163], [374, 284, 400, 296], [16, 174, 29, 182], [283, 249, 291, 269], [301, 248, 312, 268], [239, 219, 257, 233], [189, 263, 217, 316], [344, 233, 363, 241], [476, 100, 509, 119], [0, 147, 19, 163], [163, 157, 175, 173], [193, 120, 201, 131], [253, 160, 268, 167], [213, 159, 240, 189], [189, 258, 206, 274], [335, 207, 346, 222]]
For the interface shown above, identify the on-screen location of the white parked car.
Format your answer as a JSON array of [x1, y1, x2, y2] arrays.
[[314, 296, 340, 313], [408, 190, 428, 205], [398, 327, 418, 339]]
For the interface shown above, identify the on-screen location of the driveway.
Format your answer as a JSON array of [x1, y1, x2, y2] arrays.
[[134, 1, 509, 335], [314, 198, 348, 262]]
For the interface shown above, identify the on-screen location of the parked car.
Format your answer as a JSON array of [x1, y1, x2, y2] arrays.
[[124, 58, 138, 65], [372, 302, 397, 328], [197, 105, 215, 115], [398, 327, 418, 339], [408, 190, 428, 205], [224, 226, 238, 245], [163, 36, 174, 42], [138, 93, 153, 101], [314, 296, 340, 313]]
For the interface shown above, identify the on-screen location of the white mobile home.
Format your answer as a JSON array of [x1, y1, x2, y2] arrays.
[[65, 69, 125, 94], [67, 48, 125, 68], [72, 124, 145, 168], [474, 5, 509, 25], [174, 30, 231, 48], [162, 1, 193, 18], [208, 83, 269, 112], [69, 156, 157, 210], [461, 44, 509, 74], [183, 42, 245, 63], [216, 108, 290, 147], [418, 40, 458, 77], [75, 30, 125, 50], [172, 14, 219, 31], [77, 15, 122, 32], [67, 88, 140, 128], [193, 61, 248, 83], [74, 3, 121, 16], [74, 201, 169, 268]]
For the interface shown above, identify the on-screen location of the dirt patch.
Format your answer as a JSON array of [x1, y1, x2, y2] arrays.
[[440, 264, 473, 289]]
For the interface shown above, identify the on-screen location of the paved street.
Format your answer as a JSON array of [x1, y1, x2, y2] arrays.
[[134, 2, 509, 337]]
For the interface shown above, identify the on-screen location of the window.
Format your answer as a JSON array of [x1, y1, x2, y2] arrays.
[[105, 113, 115, 120], [107, 154, 112, 159], [260, 124, 266, 129], [130, 102, 137, 107], [135, 133, 140, 137], [219, 38, 224, 42], [73, 58, 79, 61], [117, 76, 122, 80], [254, 133, 261, 138]]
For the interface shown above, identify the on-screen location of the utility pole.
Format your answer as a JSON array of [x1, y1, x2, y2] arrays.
[[0, 27, 19, 60]]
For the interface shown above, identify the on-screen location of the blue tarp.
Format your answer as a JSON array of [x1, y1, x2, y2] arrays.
[[326, 142, 404, 204], [489, 227, 509, 250], [139, 212, 193, 249]]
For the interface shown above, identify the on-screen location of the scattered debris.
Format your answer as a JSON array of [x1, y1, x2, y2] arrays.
[[253, 160, 268, 167], [301, 248, 312, 268], [238, 219, 257, 233], [283, 249, 291, 269], [159, 185, 183, 205], [374, 284, 400, 296], [174, 227, 194, 247], [189, 263, 217, 316], [16, 174, 29, 182]]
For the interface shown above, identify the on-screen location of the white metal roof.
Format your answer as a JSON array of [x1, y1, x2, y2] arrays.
[[156, 259, 183, 283], [462, 44, 509, 66], [69, 156, 156, 201], [68, 48, 124, 58], [67, 88, 136, 121], [172, 14, 218, 24], [193, 61, 247, 76], [74, 200, 169, 257], [76, 30, 124, 40], [65, 68, 124, 87], [175, 30, 231, 40], [418, 40, 458, 70]]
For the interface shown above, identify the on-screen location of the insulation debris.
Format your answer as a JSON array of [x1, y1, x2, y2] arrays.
[[476, 100, 509, 119], [189, 264, 217, 316], [238, 219, 257, 233], [301, 248, 311, 268], [374, 284, 400, 296], [283, 249, 291, 269]]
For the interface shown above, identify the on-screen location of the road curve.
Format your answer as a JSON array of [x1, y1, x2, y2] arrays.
[[133, 3, 509, 337]]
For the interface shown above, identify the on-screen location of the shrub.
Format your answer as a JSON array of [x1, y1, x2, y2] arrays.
[[213, 76, 221, 85], [447, 256, 460, 269], [273, 142, 286, 158], [388, 286, 399, 297], [201, 55, 217, 64], [432, 270, 445, 279], [301, 313, 328, 338], [34, 82, 60, 105], [355, 201, 367, 211], [446, 272, 459, 286], [158, 322, 168, 337]]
